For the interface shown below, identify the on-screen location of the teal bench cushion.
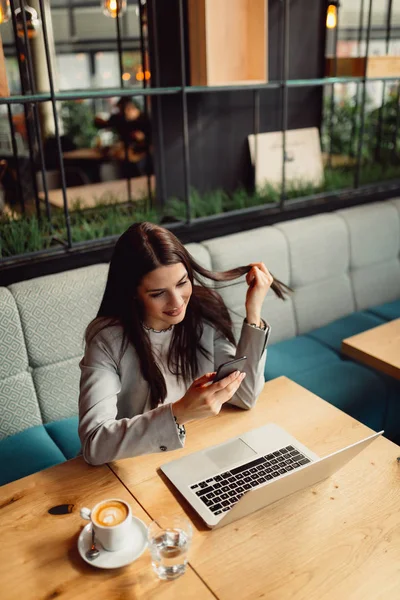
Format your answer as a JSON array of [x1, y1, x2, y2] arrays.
[[0, 425, 66, 487], [306, 311, 386, 354], [45, 416, 80, 460], [288, 362, 388, 432], [367, 300, 400, 321], [265, 336, 340, 381]]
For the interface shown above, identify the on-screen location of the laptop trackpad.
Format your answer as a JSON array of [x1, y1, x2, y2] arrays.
[[205, 438, 256, 471]]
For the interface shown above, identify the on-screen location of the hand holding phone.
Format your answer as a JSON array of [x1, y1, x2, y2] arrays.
[[213, 356, 247, 383]]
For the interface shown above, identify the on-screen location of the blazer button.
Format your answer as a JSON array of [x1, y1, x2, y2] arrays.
[[160, 445, 167, 451]]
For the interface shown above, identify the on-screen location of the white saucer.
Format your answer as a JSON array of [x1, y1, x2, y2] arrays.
[[77, 517, 148, 569]]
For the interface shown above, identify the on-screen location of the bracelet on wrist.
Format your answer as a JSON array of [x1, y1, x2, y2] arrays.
[[174, 415, 186, 441], [244, 317, 266, 330]]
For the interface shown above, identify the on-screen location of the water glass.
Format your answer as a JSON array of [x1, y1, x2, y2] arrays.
[[147, 515, 192, 580]]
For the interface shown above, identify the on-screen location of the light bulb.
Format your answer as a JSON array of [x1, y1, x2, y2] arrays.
[[326, 5, 337, 29], [14, 5, 41, 38], [102, 0, 126, 18], [0, 0, 11, 24]]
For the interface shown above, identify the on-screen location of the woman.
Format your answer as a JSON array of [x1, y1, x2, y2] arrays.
[[79, 222, 289, 465]]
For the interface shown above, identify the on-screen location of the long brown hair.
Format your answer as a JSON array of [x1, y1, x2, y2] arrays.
[[87, 222, 290, 409]]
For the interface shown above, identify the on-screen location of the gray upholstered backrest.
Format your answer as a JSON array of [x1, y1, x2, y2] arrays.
[[197, 199, 400, 342], [275, 213, 355, 335], [0, 288, 41, 439], [202, 227, 296, 344], [8, 264, 108, 426], [337, 200, 400, 311]]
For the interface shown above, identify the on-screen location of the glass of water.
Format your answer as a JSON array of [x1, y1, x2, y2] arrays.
[[147, 515, 193, 580]]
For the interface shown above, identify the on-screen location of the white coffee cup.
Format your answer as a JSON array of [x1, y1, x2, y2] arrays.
[[80, 498, 132, 552]]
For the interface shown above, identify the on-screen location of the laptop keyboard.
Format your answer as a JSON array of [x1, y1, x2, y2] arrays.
[[190, 445, 311, 516]]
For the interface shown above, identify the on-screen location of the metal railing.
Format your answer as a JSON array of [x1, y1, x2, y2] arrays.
[[0, 0, 400, 276]]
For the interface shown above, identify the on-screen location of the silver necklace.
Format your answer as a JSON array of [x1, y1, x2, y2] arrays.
[[142, 323, 173, 334]]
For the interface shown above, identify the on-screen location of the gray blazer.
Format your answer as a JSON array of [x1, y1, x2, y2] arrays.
[[79, 320, 269, 465]]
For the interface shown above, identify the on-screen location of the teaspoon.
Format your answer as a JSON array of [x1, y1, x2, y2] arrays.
[[86, 526, 100, 560]]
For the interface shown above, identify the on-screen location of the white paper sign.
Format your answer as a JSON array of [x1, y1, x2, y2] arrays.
[[248, 127, 324, 189]]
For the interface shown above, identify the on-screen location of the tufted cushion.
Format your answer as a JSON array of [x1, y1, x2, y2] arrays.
[[265, 336, 340, 381], [0, 425, 66, 486], [337, 202, 400, 310], [0, 288, 28, 379], [289, 362, 388, 432], [0, 372, 42, 440], [203, 226, 296, 343], [307, 311, 386, 354], [9, 264, 108, 367], [367, 300, 400, 321], [8, 264, 108, 429], [33, 358, 81, 423], [276, 214, 355, 334], [45, 416, 80, 460]]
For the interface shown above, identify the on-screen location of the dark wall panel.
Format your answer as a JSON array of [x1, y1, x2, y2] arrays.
[[149, 0, 326, 201]]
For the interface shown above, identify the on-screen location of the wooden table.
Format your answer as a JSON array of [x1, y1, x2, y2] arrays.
[[110, 376, 400, 600], [1, 377, 399, 599], [342, 318, 400, 380], [63, 147, 146, 164], [0, 458, 212, 600], [38, 175, 155, 209]]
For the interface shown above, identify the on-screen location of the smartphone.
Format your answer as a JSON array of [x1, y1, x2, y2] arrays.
[[213, 356, 247, 383]]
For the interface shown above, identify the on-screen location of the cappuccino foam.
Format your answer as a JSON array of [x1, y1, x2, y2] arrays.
[[92, 500, 129, 527]]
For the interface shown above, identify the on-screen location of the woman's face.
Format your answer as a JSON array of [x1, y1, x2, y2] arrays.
[[137, 263, 192, 331]]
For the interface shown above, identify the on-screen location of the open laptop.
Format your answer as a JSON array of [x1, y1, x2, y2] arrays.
[[160, 423, 383, 529]]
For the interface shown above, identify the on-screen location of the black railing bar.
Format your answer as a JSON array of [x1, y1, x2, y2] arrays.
[[7, 0, 28, 219], [355, 0, 373, 189], [138, 0, 147, 91], [253, 89, 260, 190], [188, 201, 280, 227], [37, 0, 72, 247], [328, 0, 340, 169], [67, 0, 76, 38], [18, 0, 52, 223], [17, 0, 36, 93], [9, 0, 41, 219], [6, 104, 25, 214], [138, 0, 153, 209], [2, 37, 143, 47], [115, 0, 133, 203], [339, 25, 400, 35], [375, 0, 393, 163], [122, 3, 128, 37], [115, 1, 124, 83], [42, 0, 139, 8], [32, 105, 52, 223], [392, 81, 400, 157], [6, 75, 400, 107], [280, 0, 289, 209], [8, 0, 25, 92], [178, 0, 191, 225], [150, 0, 167, 209], [358, 0, 365, 54], [385, 0, 393, 51], [350, 0, 365, 158]]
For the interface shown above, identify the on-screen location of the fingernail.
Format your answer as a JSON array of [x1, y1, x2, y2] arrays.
[[234, 370, 240, 376], [241, 372, 246, 379]]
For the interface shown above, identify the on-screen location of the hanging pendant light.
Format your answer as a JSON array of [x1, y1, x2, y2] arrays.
[[0, 0, 11, 24], [102, 0, 126, 18], [14, 4, 41, 38]]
